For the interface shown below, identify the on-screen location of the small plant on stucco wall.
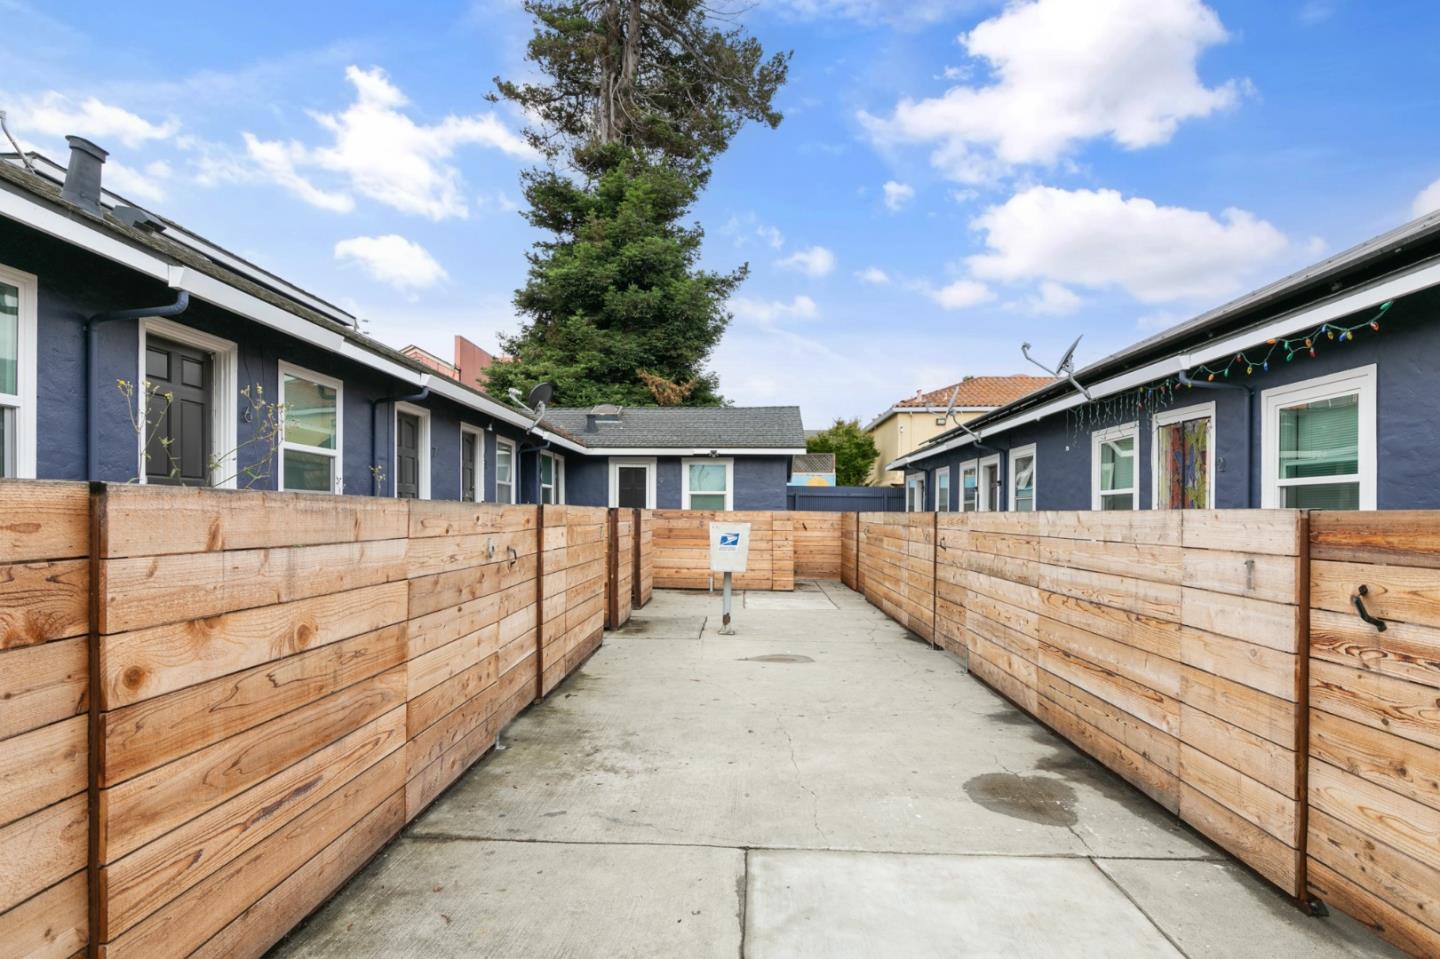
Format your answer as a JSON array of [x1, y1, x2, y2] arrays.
[[116, 379, 284, 487]]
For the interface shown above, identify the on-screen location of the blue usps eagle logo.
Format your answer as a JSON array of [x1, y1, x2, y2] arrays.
[[719, 533, 740, 547]]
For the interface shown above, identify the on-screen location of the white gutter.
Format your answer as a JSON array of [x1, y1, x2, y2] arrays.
[[0, 180, 589, 453], [567, 447, 807, 456], [888, 257, 1440, 470]]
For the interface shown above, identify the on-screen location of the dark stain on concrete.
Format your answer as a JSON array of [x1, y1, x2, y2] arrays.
[[963, 772, 1079, 827], [985, 709, 1036, 728], [738, 654, 815, 664]]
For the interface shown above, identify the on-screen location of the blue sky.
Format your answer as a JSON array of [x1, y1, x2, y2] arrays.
[[6, 0, 1440, 426]]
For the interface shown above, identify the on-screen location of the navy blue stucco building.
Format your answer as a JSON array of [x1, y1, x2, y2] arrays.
[[893, 213, 1440, 514], [0, 140, 805, 507]]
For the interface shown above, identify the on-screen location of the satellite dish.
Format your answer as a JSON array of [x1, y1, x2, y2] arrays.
[[1055, 335, 1082, 374], [527, 383, 554, 408]]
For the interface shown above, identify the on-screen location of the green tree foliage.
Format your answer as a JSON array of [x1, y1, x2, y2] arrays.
[[485, 1, 790, 407], [806, 418, 880, 487]]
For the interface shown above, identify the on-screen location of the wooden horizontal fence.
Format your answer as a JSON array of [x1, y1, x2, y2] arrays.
[[650, 510, 795, 591], [1305, 512, 1440, 957], [0, 481, 645, 959]]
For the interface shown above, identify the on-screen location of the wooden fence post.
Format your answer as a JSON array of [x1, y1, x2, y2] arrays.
[[605, 508, 619, 629], [631, 508, 642, 606], [534, 503, 545, 703]]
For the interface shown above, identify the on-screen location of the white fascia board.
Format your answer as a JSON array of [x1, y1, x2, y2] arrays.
[[425, 378, 588, 453], [582, 447, 807, 457], [1, 182, 170, 281], [890, 258, 1440, 471]]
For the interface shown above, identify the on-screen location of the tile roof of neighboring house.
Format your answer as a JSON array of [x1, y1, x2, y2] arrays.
[[540, 406, 806, 450], [894, 375, 1058, 409]]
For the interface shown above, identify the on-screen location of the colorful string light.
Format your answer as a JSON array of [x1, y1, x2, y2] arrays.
[[1066, 300, 1393, 440]]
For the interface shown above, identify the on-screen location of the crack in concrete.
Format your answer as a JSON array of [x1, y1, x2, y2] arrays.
[[775, 715, 831, 847]]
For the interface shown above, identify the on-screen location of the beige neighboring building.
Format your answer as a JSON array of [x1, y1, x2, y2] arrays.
[[864, 375, 1056, 486]]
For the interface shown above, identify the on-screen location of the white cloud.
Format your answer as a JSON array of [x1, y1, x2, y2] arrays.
[[1027, 281, 1082, 315], [334, 234, 447, 291], [243, 133, 355, 213], [883, 180, 915, 212], [857, 266, 891, 285], [756, 224, 785, 249], [1299, 1, 1337, 24], [968, 186, 1290, 303], [105, 160, 171, 202], [7, 92, 178, 147], [244, 65, 534, 219], [729, 295, 820, 324], [1413, 177, 1440, 219], [777, 245, 836, 277], [859, 0, 1241, 182], [927, 279, 995, 310]]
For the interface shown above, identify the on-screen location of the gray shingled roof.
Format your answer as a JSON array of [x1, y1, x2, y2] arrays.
[[540, 406, 806, 449]]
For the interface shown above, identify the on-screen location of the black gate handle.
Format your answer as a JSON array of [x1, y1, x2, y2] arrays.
[[1352, 585, 1387, 632]]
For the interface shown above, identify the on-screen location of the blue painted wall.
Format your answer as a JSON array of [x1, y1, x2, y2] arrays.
[[558, 454, 792, 509], [906, 288, 1439, 510], [7, 220, 537, 498]]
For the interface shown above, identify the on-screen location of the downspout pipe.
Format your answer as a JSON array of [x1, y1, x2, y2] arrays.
[[1176, 371, 1255, 508], [87, 291, 190, 482], [370, 385, 430, 495]]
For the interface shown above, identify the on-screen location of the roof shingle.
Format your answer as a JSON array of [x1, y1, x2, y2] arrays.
[[894, 375, 1056, 409], [540, 406, 805, 449]]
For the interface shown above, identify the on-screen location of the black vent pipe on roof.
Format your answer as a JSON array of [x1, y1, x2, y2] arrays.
[[87, 291, 191, 482], [61, 136, 108, 215]]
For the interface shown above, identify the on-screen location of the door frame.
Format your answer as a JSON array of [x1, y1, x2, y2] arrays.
[[137, 318, 238, 488], [1150, 401, 1216, 510], [460, 424, 485, 502], [392, 401, 431, 500], [977, 453, 1001, 511], [608, 456, 657, 508]]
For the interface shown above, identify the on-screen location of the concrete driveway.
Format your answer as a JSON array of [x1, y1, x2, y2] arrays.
[[270, 582, 1398, 959]]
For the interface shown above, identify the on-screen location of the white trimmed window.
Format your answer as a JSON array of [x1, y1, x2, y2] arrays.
[[1262, 365, 1376, 509], [905, 472, 926, 512], [935, 465, 952, 512], [495, 437, 517, 503], [683, 457, 733, 510], [1009, 444, 1036, 512], [1091, 422, 1138, 511], [960, 462, 979, 512], [0, 264, 36, 478], [1152, 402, 1215, 510], [539, 450, 565, 504], [279, 362, 343, 494]]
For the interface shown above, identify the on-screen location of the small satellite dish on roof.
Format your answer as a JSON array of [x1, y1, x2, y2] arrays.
[[1022, 334, 1092, 400], [527, 382, 554, 408]]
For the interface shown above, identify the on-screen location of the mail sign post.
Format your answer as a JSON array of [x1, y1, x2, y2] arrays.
[[709, 521, 751, 634]]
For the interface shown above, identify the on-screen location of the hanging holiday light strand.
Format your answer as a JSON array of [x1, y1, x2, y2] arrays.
[[1066, 299, 1394, 439], [1188, 299, 1392, 381]]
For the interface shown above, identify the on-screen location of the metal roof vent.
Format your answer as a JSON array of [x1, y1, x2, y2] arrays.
[[114, 205, 167, 233], [61, 135, 107, 215], [585, 404, 623, 431]]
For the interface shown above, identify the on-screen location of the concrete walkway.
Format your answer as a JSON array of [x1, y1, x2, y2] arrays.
[[270, 582, 1398, 959]]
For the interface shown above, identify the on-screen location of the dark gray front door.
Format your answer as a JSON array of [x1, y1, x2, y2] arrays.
[[396, 412, 421, 499], [616, 464, 648, 508], [461, 431, 477, 502], [145, 337, 211, 486]]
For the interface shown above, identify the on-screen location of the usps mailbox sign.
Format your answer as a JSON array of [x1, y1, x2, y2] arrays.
[[709, 522, 752, 573]]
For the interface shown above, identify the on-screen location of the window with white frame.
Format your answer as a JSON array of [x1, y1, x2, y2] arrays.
[[1009, 445, 1036, 512], [539, 450, 565, 504], [0, 265, 36, 479], [684, 457, 733, 510], [1262, 365, 1376, 510], [960, 462, 979, 512], [935, 466, 952, 512], [1152, 402, 1215, 510], [1091, 423, 1138, 511], [905, 472, 926, 512], [279, 363, 342, 493], [495, 437, 517, 503]]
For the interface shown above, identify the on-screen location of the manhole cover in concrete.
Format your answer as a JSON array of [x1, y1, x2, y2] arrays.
[[738, 654, 814, 663]]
